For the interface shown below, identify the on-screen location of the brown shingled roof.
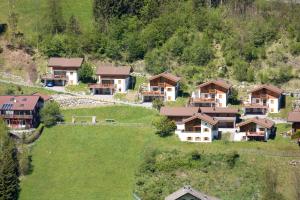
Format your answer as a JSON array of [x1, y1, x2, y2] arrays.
[[165, 186, 220, 200], [48, 57, 83, 68], [250, 84, 284, 95], [149, 72, 181, 82], [198, 79, 232, 90], [182, 113, 218, 125], [160, 107, 200, 117], [200, 107, 239, 114], [287, 111, 300, 122], [237, 117, 274, 129], [0, 95, 40, 110], [96, 66, 132, 76], [32, 92, 51, 101]]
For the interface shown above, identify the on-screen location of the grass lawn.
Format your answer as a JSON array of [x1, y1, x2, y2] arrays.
[[65, 83, 89, 94], [268, 96, 295, 119], [0, 82, 58, 95]]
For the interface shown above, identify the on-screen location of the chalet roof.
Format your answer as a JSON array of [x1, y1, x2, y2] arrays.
[[250, 84, 284, 95], [200, 107, 239, 114], [96, 66, 132, 76], [160, 107, 200, 117], [198, 79, 232, 90], [32, 92, 51, 101], [287, 111, 300, 122], [149, 72, 181, 82], [48, 57, 83, 68], [165, 186, 220, 200], [182, 113, 218, 126], [237, 117, 274, 129], [0, 95, 40, 111]]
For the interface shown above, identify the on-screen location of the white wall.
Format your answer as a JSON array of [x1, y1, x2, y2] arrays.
[[66, 70, 78, 85], [165, 86, 176, 101]]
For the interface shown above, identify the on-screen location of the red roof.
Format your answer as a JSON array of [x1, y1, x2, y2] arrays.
[[0, 95, 40, 110], [198, 80, 232, 90], [250, 84, 284, 95], [32, 92, 51, 101], [287, 111, 300, 122], [200, 107, 239, 114], [149, 72, 181, 82], [96, 66, 132, 76], [48, 57, 83, 68], [237, 117, 274, 129], [160, 107, 200, 117], [182, 113, 218, 125]]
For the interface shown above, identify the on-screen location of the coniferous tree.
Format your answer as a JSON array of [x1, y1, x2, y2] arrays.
[[45, 0, 66, 34], [7, 0, 18, 44], [67, 15, 81, 35], [0, 119, 19, 200]]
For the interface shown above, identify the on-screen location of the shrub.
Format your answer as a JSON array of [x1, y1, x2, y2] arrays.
[[152, 98, 164, 110], [18, 146, 32, 176], [40, 101, 62, 127], [78, 62, 94, 83], [291, 42, 300, 56], [23, 123, 44, 144], [190, 150, 201, 161], [152, 116, 176, 137], [226, 151, 239, 169]]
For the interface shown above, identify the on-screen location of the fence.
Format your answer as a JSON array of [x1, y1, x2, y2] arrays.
[[56, 121, 151, 127]]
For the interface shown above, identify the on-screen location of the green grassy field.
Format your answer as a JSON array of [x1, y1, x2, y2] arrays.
[[0, 0, 93, 40], [19, 106, 300, 200], [0, 82, 58, 95]]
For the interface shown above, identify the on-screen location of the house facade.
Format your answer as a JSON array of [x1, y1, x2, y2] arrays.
[[41, 57, 83, 86], [0, 95, 44, 129], [190, 80, 232, 107], [175, 113, 219, 143], [234, 117, 275, 141], [141, 72, 180, 102], [287, 111, 300, 133], [89, 66, 133, 95], [243, 84, 284, 115], [200, 107, 239, 133], [165, 186, 220, 200]]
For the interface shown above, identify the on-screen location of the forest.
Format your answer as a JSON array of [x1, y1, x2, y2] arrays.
[[3, 0, 300, 90]]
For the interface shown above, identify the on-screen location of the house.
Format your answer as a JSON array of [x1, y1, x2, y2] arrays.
[[41, 57, 83, 86], [165, 186, 220, 200], [32, 92, 52, 102], [89, 66, 133, 95], [234, 117, 276, 141], [287, 111, 300, 133], [0, 95, 44, 129], [141, 72, 180, 102], [243, 84, 284, 115], [200, 107, 239, 133], [160, 107, 200, 123], [190, 80, 232, 107], [175, 113, 219, 143]]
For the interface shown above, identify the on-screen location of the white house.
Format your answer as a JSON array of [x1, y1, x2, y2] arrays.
[[191, 80, 232, 107], [243, 84, 284, 115], [141, 72, 180, 102], [175, 113, 219, 143], [89, 66, 133, 95], [41, 57, 83, 86], [234, 117, 275, 141]]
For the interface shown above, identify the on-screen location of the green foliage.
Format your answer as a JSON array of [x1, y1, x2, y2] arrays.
[[17, 145, 31, 176], [152, 116, 176, 137], [262, 168, 284, 200], [290, 42, 300, 56], [44, 0, 66, 34], [228, 88, 240, 105], [78, 63, 94, 83], [40, 101, 62, 127], [23, 124, 44, 144], [67, 15, 81, 35], [152, 98, 164, 111], [291, 131, 300, 140], [0, 119, 20, 200]]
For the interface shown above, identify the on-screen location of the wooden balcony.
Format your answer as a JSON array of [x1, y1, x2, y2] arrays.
[[41, 74, 67, 80], [246, 131, 265, 137], [191, 98, 215, 103], [2, 114, 33, 119], [88, 83, 115, 89], [142, 91, 164, 96]]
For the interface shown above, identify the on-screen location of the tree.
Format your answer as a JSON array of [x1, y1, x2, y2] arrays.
[[40, 101, 62, 127], [152, 98, 164, 111], [152, 116, 176, 137], [45, 0, 66, 34], [0, 119, 19, 200], [67, 15, 81, 35], [7, 0, 18, 44], [78, 63, 94, 83]]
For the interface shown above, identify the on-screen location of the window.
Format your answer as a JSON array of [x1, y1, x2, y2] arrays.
[[271, 108, 274, 112], [256, 99, 259, 103], [205, 94, 208, 98], [204, 137, 209, 141], [168, 96, 171, 101], [195, 137, 200, 141], [118, 80, 121, 84], [204, 128, 209, 132], [70, 72, 73, 75], [270, 99, 274, 104], [219, 94, 222, 98], [187, 137, 192, 141], [167, 88, 172, 92]]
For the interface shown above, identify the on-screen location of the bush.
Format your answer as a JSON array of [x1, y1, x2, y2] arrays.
[[152, 98, 164, 110], [190, 150, 201, 161], [40, 101, 62, 127], [290, 42, 300, 56], [18, 146, 32, 176], [23, 124, 44, 144], [226, 151, 239, 169], [152, 116, 176, 137], [78, 62, 94, 83]]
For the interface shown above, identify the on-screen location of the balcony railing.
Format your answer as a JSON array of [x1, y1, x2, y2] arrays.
[[41, 74, 67, 80], [2, 114, 33, 119], [246, 131, 265, 137], [191, 98, 215, 103], [142, 91, 164, 96], [88, 83, 115, 89]]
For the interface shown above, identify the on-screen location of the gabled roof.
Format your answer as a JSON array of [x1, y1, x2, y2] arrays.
[[250, 84, 284, 95], [160, 107, 200, 117], [32, 92, 51, 101], [0, 95, 40, 111], [96, 66, 132, 76], [198, 80, 232, 90], [48, 57, 83, 68], [237, 117, 274, 129], [287, 111, 300, 122], [165, 186, 220, 200], [200, 107, 239, 114], [182, 113, 218, 126], [149, 72, 181, 82]]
